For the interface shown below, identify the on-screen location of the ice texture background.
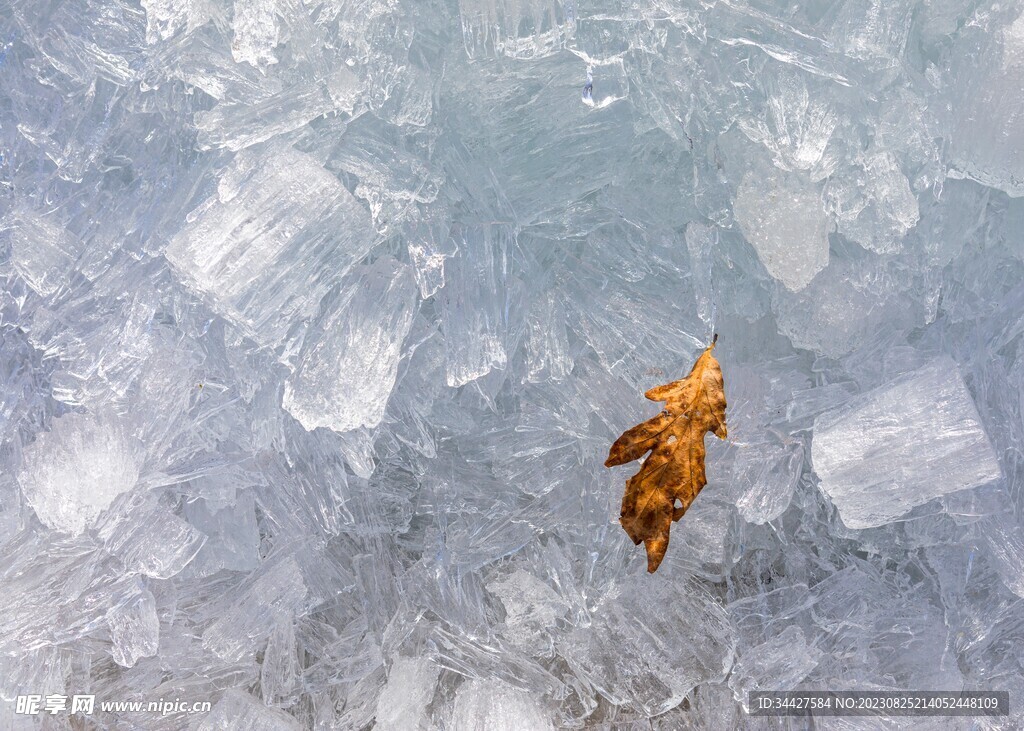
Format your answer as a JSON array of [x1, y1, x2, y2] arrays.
[[0, 0, 1022, 727]]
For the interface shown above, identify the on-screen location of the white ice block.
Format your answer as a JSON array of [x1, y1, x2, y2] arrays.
[[166, 147, 375, 347], [449, 678, 554, 731], [733, 167, 829, 292], [283, 257, 417, 433], [812, 357, 1002, 529], [18, 411, 143, 536]]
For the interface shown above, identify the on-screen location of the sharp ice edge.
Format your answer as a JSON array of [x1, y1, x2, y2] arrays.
[[3, 0, 1024, 725]]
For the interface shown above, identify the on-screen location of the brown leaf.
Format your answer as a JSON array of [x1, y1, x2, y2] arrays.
[[605, 337, 727, 573]]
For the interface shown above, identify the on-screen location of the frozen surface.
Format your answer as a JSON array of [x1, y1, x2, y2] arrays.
[[812, 357, 1002, 528], [2, 0, 1024, 727]]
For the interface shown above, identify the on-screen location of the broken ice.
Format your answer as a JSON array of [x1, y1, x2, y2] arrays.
[[733, 166, 829, 291], [17, 411, 143, 536], [283, 257, 417, 433], [812, 357, 1002, 529], [4, 0, 1024, 725], [166, 147, 375, 347]]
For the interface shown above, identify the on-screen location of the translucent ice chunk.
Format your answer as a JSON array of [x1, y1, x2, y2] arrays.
[[98, 501, 207, 579], [733, 439, 803, 525], [737, 69, 837, 173], [338, 667, 386, 730], [458, 0, 574, 60], [195, 68, 360, 151], [301, 614, 383, 688], [197, 689, 303, 731], [326, 120, 444, 233], [525, 292, 573, 383], [439, 226, 510, 387], [374, 657, 440, 731], [708, 1, 856, 86], [807, 564, 962, 688], [105, 588, 159, 668], [260, 613, 299, 705], [449, 678, 554, 731], [729, 626, 822, 709], [983, 513, 1024, 599], [825, 150, 919, 254], [0, 648, 72, 704], [2, 211, 83, 297], [141, 0, 211, 43], [202, 557, 315, 663], [166, 147, 375, 347], [574, 56, 628, 110], [487, 569, 569, 651], [775, 258, 935, 358], [7, 0, 1024, 716], [231, 0, 279, 67], [812, 357, 1002, 529], [563, 576, 733, 715], [685, 222, 717, 328], [284, 257, 417, 433], [948, 14, 1024, 196], [18, 411, 143, 536], [676, 500, 735, 578], [183, 493, 261, 577], [405, 220, 458, 298], [827, 0, 913, 65], [733, 167, 829, 291]]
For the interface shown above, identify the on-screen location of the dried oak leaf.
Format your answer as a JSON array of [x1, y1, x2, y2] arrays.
[[605, 338, 727, 573]]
